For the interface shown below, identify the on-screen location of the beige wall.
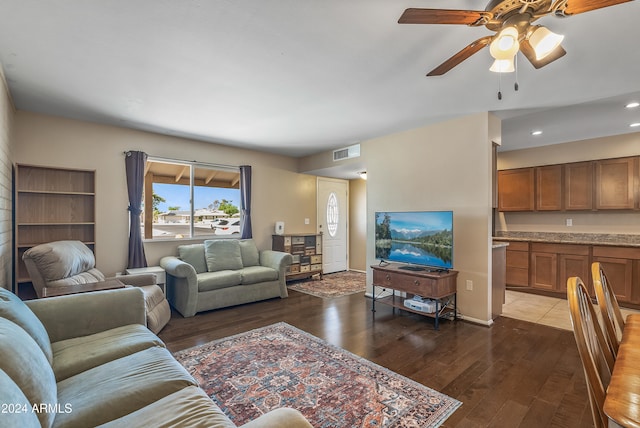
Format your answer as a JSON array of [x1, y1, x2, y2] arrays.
[[496, 132, 640, 234], [363, 113, 495, 323], [348, 178, 366, 271], [12, 111, 318, 277], [0, 66, 14, 290]]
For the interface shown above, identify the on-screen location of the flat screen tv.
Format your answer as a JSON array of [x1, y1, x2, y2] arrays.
[[375, 210, 453, 271]]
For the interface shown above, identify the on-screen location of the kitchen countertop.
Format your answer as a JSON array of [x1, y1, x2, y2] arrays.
[[493, 231, 640, 247]]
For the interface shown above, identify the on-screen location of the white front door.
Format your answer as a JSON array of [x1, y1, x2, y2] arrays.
[[317, 177, 348, 274]]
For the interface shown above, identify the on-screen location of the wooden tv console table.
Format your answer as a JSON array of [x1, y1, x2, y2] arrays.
[[371, 263, 458, 330]]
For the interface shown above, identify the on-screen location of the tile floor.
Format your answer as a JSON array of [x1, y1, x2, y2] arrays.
[[501, 289, 640, 331]]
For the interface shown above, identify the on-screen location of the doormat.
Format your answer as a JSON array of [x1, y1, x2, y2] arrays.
[[288, 270, 365, 299]]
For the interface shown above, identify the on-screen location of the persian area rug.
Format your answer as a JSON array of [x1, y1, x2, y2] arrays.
[[288, 270, 366, 299], [174, 322, 461, 428]]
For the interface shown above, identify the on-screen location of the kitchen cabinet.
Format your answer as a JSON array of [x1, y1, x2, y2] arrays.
[[498, 155, 639, 212], [504, 241, 529, 287], [530, 243, 590, 294], [536, 165, 563, 211], [592, 246, 640, 304], [564, 161, 594, 210], [497, 168, 534, 211], [595, 157, 637, 210]]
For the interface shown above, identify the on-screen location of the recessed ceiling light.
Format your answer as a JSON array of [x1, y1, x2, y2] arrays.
[[630, 122, 640, 128], [626, 102, 640, 109], [531, 130, 543, 136]]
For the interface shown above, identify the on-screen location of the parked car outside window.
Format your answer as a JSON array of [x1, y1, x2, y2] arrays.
[[212, 219, 240, 235]]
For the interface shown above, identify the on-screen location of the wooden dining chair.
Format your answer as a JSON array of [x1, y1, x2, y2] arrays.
[[567, 276, 616, 428], [592, 262, 625, 356]]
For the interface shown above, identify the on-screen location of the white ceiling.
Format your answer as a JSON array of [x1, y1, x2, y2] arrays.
[[1, 0, 639, 161]]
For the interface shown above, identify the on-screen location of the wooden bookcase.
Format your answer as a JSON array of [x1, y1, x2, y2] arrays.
[[272, 233, 322, 281], [14, 164, 96, 292]]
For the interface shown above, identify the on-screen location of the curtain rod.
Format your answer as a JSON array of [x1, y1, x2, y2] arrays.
[[124, 151, 238, 171]]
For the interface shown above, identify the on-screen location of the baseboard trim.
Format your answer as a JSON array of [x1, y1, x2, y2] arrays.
[[459, 315, 494, 327]]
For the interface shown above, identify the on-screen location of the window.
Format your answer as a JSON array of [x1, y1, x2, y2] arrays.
[[141, 159, 241, 240]]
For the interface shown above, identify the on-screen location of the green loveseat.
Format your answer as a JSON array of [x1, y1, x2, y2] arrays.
[[0, 287, 312, 427], [160, 239, 292, 317]]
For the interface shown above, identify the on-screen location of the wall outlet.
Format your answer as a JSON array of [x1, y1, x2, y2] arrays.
[[304, 218, 310, 225], [466, 280, 473, 291], [566, 218, 573, 227]]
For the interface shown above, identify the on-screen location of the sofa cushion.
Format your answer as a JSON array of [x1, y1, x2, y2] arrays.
[[96, 385, 236, 428], [23, 240, 99, 282], [0, 318, 57, 428], [240, 266, 279, 285], [45, 268, 106, 288], [55, 346, 197, 428], [178, 244, 207, 274], [239, 239, 260, 267], [0, 287, 53, 364], [204, 239, 243, 272], [0, 369, 41, 428], [197, 270, 243, 292], [52, 324, 165, 381]]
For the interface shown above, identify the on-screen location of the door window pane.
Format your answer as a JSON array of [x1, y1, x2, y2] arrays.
[[326, 191, 339, 237]]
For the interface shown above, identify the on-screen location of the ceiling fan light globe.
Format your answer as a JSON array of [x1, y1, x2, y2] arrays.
[[490, 26, 520, 60], [490, 58, 515, 73], [529, 26, 565, 60]]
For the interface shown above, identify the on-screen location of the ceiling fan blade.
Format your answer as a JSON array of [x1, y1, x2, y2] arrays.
[[427, 36, 493, 76], [399, 8, 487, 25], [555, 0, 632, 15], [520, 40, 567, 69]]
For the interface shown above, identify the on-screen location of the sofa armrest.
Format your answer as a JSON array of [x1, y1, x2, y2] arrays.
[[240, 408, 313, 428], [160, 256, 197, 282], [260, 250, 292, 299], [160, 256, 200, 317], [260, 250, 293, 272], [25, 287, 146, 342], [114, 273, 157, 287]]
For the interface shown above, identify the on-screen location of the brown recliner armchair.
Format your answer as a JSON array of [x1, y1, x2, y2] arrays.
[[22, 240, 170, 333]]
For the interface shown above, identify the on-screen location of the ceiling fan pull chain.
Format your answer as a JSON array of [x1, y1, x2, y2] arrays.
[[514, 55, 520, 91], [498, 72, 503, 100]]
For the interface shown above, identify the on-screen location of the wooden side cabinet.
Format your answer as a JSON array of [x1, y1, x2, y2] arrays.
[[371, 263, 458, 330], [14, 164, 96, 292], [595, 157, 637, 210], [272, 233, 322, 281], [498, 168, 535, 211]]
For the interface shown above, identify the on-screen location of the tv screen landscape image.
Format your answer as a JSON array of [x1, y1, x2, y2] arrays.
[[375, 211, 453, 270]]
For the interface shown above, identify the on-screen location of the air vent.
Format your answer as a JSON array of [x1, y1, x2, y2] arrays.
[[333, 144, 360, 161]]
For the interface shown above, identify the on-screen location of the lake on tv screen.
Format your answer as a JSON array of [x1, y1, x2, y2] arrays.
[[389, 242, 451, 268]]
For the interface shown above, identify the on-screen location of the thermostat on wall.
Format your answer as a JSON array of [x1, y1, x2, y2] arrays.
[[275, 221, 285, 235]]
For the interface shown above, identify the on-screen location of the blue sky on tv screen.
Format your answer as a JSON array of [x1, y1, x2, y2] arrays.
[[377, 211, 452, 232], [153, 183, 240, 212]]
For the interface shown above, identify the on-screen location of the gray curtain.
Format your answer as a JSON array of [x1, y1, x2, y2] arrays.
[[239, 165, 252, 239], [125, 151, 148, 268]]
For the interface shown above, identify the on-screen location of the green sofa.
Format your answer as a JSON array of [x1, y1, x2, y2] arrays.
[[0, 287, 312, 428], [160, 239, 292, 317]]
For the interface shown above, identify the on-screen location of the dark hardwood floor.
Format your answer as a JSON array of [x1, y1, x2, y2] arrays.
[[158, 290, 593, 428]]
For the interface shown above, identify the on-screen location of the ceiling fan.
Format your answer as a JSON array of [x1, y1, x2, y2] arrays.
[[399, 0, 633, 76]]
